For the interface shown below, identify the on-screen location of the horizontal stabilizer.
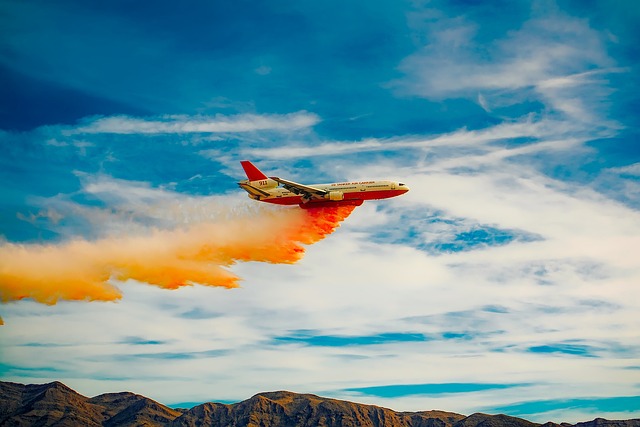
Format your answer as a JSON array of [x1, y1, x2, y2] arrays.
[[238, 182, 271, 197]]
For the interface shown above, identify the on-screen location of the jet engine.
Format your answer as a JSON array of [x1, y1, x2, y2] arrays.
[[325, 191, 344, 201]]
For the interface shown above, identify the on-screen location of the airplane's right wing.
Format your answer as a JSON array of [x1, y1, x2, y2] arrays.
[[270, 177, 327, 200]]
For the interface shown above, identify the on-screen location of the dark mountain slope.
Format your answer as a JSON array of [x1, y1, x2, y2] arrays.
[[0, 381, 180, 426], [0, 381, 105, 426], [170, 390, 464, 426]]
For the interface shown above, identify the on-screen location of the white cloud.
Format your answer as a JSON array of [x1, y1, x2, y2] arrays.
[[395, 5, 621, 126], [68, 112, 320, 135], [6, 125, 639, 421], [24, 172, 251, 240], [244, 117, 589, 161], [607, 162, 640, 178]]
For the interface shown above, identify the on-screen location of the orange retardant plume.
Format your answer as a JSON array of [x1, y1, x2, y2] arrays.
[[0, 205, 356, 305]]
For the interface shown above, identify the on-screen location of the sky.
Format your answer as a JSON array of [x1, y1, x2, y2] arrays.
[[1, 0, 640, 423]]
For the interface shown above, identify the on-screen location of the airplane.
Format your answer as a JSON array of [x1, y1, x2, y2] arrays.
[[238, 160, 409, 209]]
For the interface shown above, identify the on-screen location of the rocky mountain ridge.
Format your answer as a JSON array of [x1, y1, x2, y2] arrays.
[[1, 381, 638, 427]]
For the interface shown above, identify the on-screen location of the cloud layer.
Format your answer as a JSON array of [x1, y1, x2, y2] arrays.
[[70, 112, 320, 135]]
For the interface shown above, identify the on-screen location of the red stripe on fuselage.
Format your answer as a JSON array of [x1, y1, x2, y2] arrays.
[[260, 189, 408, 206], [300, 199, 364, 209]]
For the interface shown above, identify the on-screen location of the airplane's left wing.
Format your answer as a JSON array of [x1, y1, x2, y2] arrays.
[[271, 177, 327, 200]]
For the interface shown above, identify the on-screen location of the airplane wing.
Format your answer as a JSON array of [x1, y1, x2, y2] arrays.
[[270, 177, 327, 200]]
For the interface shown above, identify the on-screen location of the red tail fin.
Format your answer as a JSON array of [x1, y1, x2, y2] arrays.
[[240, 161, 268, 181]]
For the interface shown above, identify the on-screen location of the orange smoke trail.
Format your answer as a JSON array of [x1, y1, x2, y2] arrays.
[[0, 205, 355, 305]]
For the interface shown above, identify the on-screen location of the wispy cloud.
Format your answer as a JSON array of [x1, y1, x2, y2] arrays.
[[119, 337, 167, 346], [32, 173, 235, 239], [345, 382, 527, 398], [367, 206, 542, 255], [68, 112, 320, 135], [274, 331, 429, 347], [490, 395, 640, 421], [177, 307, 222, 320], [112, 349, 230, 361], [242, 117, 590, 160], [607, 162, 640, 178], [526, 343, 601, 358], [395, 5, 621, 125]]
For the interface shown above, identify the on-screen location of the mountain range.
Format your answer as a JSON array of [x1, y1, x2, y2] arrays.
[[1, 381, 638, 427]]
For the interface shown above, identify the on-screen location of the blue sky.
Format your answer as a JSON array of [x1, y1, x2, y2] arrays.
[[1, 0, 640, 423]]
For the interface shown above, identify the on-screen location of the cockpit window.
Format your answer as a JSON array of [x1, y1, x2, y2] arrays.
[[399, 183, 406, 186]]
